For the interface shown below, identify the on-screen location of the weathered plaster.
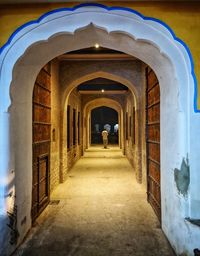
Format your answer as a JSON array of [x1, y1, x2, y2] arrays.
[[174, 158, 190, 197]]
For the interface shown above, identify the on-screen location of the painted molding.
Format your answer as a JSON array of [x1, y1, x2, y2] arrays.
[[0, 3, 198, 112]]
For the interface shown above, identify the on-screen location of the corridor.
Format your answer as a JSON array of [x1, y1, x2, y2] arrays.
[[14, 147, 174, 256]]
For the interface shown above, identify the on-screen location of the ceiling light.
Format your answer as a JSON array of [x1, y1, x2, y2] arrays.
[[101, 89, 105, 93], [95, 43, 100, 49]]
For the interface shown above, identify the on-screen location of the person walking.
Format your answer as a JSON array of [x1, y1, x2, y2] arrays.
[[101, 129, 108, 149]]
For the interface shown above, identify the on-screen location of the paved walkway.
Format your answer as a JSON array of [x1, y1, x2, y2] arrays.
[[15, 146, 175, 256]]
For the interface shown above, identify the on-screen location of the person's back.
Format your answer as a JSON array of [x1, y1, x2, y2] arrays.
[[102, 130, 108, 148]]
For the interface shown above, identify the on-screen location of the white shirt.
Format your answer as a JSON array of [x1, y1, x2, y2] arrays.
[[102, 130, 108, 140]]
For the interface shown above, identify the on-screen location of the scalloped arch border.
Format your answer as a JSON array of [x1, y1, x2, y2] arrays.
[[0, 2, 198, 112]]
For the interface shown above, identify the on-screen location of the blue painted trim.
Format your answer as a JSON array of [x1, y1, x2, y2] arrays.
[[0, 3, 198, 112]]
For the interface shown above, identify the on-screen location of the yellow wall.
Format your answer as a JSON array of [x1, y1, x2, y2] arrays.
[[0, 2, 200, 107]]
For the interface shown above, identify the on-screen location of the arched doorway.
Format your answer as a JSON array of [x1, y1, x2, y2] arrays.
[[91, 107, 119, 146], [82, 96, 124, 151], [0, 4, 199, 255], [61, 72, 137, 182]]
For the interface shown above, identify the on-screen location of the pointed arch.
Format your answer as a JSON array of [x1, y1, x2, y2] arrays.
[[0, 4, 199, 256]]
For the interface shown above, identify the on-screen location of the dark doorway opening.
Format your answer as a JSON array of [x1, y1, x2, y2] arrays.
[[91, 106, 118, 145]]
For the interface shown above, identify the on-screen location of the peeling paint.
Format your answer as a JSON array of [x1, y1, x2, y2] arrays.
[[174, 158, 190, 196], [179, 252, 189, 256]]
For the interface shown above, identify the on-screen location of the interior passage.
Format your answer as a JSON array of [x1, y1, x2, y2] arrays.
[[15, 147, 174, 256]]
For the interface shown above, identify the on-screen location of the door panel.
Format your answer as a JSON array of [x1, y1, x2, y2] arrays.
[[32, 64, 51, 222], [33, 105, 51, 123], [146, 67, 161, 221]]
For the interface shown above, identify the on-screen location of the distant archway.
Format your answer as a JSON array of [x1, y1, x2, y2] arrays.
[[91, 107, 118, 145], [83, 97, 123, 150], [62, 71, 137, 111]]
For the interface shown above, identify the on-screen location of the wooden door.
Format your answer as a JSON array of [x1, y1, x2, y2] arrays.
[[146, 67, 161, 221], [32, 64, 51, 222]]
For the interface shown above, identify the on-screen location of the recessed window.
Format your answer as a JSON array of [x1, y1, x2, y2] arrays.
[[132, 107, 135, 145], [129, 116, 132, 138], [78, 112, 80, 145], [67, 105, 70, 150], [73, 109, 76, 146], [126, 112, 128, 140], [52, 128, 56, 142]]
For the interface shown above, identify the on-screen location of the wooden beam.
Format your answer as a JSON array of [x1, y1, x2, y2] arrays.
[[78, 90, 128, 94], [57, 53, 136, 61]]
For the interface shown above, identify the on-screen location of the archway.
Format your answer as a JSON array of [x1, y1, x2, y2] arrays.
[[0, 4, 199, 255], [83, 97, 123, 150], [61, 71, 138, 184], [61, 70, 138, 113], [90, 106, 118, 145]]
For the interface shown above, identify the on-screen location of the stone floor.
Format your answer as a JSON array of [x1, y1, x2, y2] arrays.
[[14, 146, 175, 256]]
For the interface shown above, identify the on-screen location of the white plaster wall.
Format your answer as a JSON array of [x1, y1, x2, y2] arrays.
[[0, 6, 199, 255]]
